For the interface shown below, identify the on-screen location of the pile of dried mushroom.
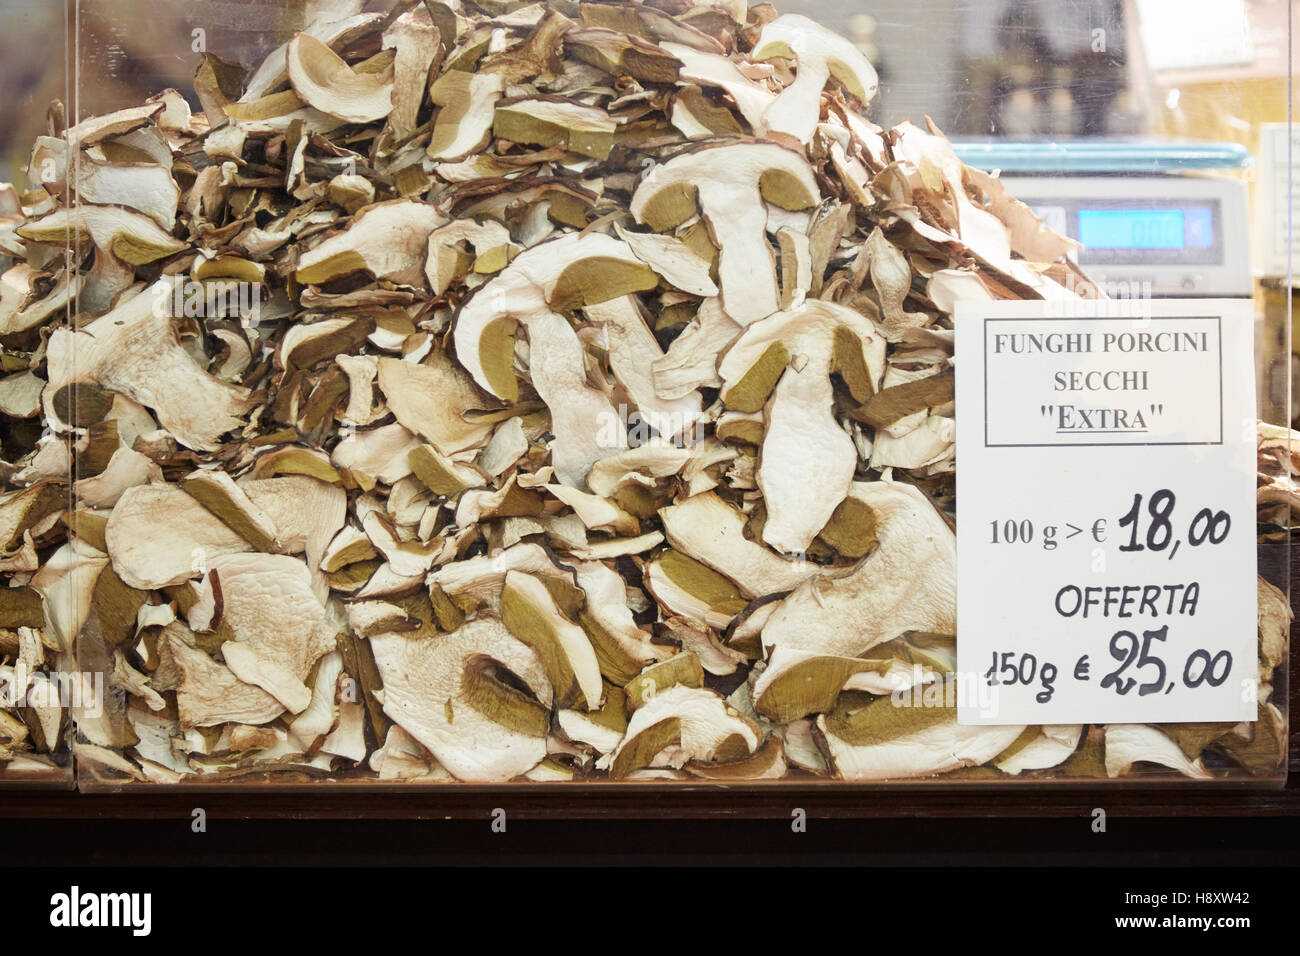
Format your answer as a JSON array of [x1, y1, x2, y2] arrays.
[[0, 0, 1288, 785]]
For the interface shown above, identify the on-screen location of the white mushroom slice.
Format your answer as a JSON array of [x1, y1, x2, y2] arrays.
[[817, 686, 1025, 781], [336, 354, 385, 426], [659, 42, 776, 132], [73, 446, 163, 510], [631, 144, 820, 325], [72, 159, 180, 230], [425, 220, 516, 295], [105, 484, 253, 590], [428, 70, 505, 162], [602, 685, 761, 778], [28, 540, 108, 654], [322, 691, 368, 763], [1104, 724, 1212, 779], [557, 708, 625, 755], [370, 616, 553, 783], [296, 199, 448, 287], [572, 560, 670, 681], [752, 15, 879, 144], [501, 570, 603, 710], [43, 279, 255, 451], [0, 267, 81, 336], [660, 492, 817, 597], [544, 484, 637, 536], [18, 205, 186, 266], [167, 633, 284, 728], [927, 268, 994, 315], [332, 422, 423, 486], [585, 295, 705, 440], [289, 650, 344, 749], [286, 32, 394, 123], [430, 543, 561, 605], [361, 511, 438, 578], [587, 444, 692, 498], [997, 725, 1084, 775], [383, 6, 440, 137], [651, 297, 742, 399], [479, 417, 529, 477], [662, 617, 747, 676], [761, 479, 955, 660], [375, 353, 495, 455], [717, 300, 885, 553], [615, 225, 718, 298], [870, 415, 955, 471], [643, 550, 748, 632], [780, 719, 829, 775], [453, 233, 659, 487]]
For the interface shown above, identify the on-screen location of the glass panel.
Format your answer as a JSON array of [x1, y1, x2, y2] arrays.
[[8, 0, 1284, 791]]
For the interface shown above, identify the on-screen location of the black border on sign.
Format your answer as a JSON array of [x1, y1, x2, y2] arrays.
[[982, 316, 1225, 448]]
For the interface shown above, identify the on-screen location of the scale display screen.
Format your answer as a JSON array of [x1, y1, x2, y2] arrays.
[[1077, 207, 1216, 250]]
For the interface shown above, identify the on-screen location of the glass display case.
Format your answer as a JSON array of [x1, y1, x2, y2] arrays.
[[0, 0, 1290, 793]]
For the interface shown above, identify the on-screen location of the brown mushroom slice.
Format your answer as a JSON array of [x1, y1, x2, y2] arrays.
[[18, 205, 186, 266], [996, 725, 1084, 775], [430, 542, 560, 606], [104, 484, 253, 590], [427, 70, 505, 162], [369, 616, 552, 783], [761, 479, 955, 660], [751, 14, 879, 144], [296, 199, 448, 287], [1104, 724, 1212, 779], [964, 167, 1080, 263], [376, 353, 495, 455], [644, 550, 749, 631], [602, 685, 761, 778], [453, 233, 658, 487], [494, 98, 618, 160], [816, 684, 1025, 781], [660, 492, 816, 597], [44, 280, 255, 451], [286, 32, 394, 124], [631, 144, 820, 325], [717, 300, 885, 553], [501, 570, 603, 711]]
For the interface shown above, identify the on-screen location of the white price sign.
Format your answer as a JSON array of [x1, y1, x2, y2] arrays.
[[955, 300, 1257, 726]]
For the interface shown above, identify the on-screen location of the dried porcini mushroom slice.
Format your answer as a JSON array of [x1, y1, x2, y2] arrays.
[[453, 232, 658, 487], [717, 300, 885, 553], [369, 616, 552, 783], [296, 200, 448, 287], [760, 480, 955, 661], [603, 685, 761, 778], [286, 32, 395, 124], [631, 143, 820, 325], [751, 14, 879, 144], [816, 682, 1025, 781]]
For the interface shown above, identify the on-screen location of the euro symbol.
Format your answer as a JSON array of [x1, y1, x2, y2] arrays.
[[1091, 519, 1107, 543], [1074, 655, 1091, 681]]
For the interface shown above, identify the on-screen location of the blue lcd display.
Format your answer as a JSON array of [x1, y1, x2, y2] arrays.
[[1078, 209, 1186, 249]]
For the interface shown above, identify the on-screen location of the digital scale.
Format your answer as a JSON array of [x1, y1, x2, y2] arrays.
[[951, 140, 1255, 299]]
